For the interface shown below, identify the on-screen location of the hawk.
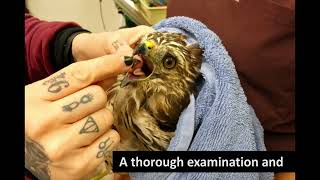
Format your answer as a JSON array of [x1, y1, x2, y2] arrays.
[[97, 32, 202, 179]]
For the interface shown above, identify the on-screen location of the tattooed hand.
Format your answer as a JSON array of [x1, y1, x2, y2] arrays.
[[25, 54, 133, 180], [71, 25, 155, 62]]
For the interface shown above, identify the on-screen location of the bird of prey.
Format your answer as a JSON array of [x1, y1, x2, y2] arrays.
[[101, 31, 202, 176]]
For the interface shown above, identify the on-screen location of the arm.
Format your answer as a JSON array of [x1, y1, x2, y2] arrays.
[[24, 14, 82, 84], [25, 13, 154, 85]]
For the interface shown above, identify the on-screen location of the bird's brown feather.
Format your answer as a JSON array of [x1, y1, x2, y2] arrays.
[[104, 32, 202, 170]]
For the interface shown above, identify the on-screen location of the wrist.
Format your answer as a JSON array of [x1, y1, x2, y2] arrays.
[[52, 27, 90, 70]]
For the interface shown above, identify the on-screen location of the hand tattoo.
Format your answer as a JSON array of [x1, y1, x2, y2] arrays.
[[112, 40, 124, 50], [25, 136, 51, 180], [79, 116, 99, 134], [96, 137, 114, 158], [62, 94, 93, 112], [43, 72, 70, 93]]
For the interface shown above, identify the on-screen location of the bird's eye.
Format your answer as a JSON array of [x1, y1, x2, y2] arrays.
[[163, 56, 176, 69]]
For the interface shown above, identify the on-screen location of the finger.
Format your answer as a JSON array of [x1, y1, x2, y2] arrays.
[[87, 44, 132, 90], [67, 108, 114, 148], [50, 85, 107, 124], [115, 44, 133, 57], [96, 78, 117, 91], [109, 39, 127, 54], [129, 33, 144, 48], [83, 129, 120, 169], [34, 54, 133, 101], [128, 26, 155, 46]]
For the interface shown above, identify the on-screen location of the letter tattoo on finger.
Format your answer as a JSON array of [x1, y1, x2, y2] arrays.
[[43, 72, 70, 93], [112, 40, 124, 50]]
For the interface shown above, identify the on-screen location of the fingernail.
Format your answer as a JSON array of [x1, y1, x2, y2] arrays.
[[124, 56, 133, 66]]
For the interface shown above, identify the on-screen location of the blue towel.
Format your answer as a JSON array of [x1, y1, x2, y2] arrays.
[[130, 16, 273, 180]]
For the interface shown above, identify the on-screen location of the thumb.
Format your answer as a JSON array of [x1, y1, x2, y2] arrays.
[[115, 44, 134, 57]]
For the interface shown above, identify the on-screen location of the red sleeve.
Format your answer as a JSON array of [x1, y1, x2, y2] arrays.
[[25, 14, 79, 84]]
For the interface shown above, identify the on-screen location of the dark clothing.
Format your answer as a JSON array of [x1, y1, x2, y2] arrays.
[[167, 0, 295, 151], [25, 14, 88, 84]]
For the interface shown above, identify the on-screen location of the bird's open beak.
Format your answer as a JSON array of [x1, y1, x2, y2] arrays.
[[120, 41, 155, 88], [133, 40, 155, 55]]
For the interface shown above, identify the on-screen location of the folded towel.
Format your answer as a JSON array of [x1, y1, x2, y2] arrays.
[[130, 16, 273, 180]]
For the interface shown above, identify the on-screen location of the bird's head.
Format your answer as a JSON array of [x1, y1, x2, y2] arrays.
[[120, 32, 202, 87]]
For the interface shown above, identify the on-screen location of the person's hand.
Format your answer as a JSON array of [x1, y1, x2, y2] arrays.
[[72, 25, 155, 62], [25, 54, 133, 180]]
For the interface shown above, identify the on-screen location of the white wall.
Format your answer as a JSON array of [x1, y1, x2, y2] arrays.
[[26, 0, 125, 32]]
